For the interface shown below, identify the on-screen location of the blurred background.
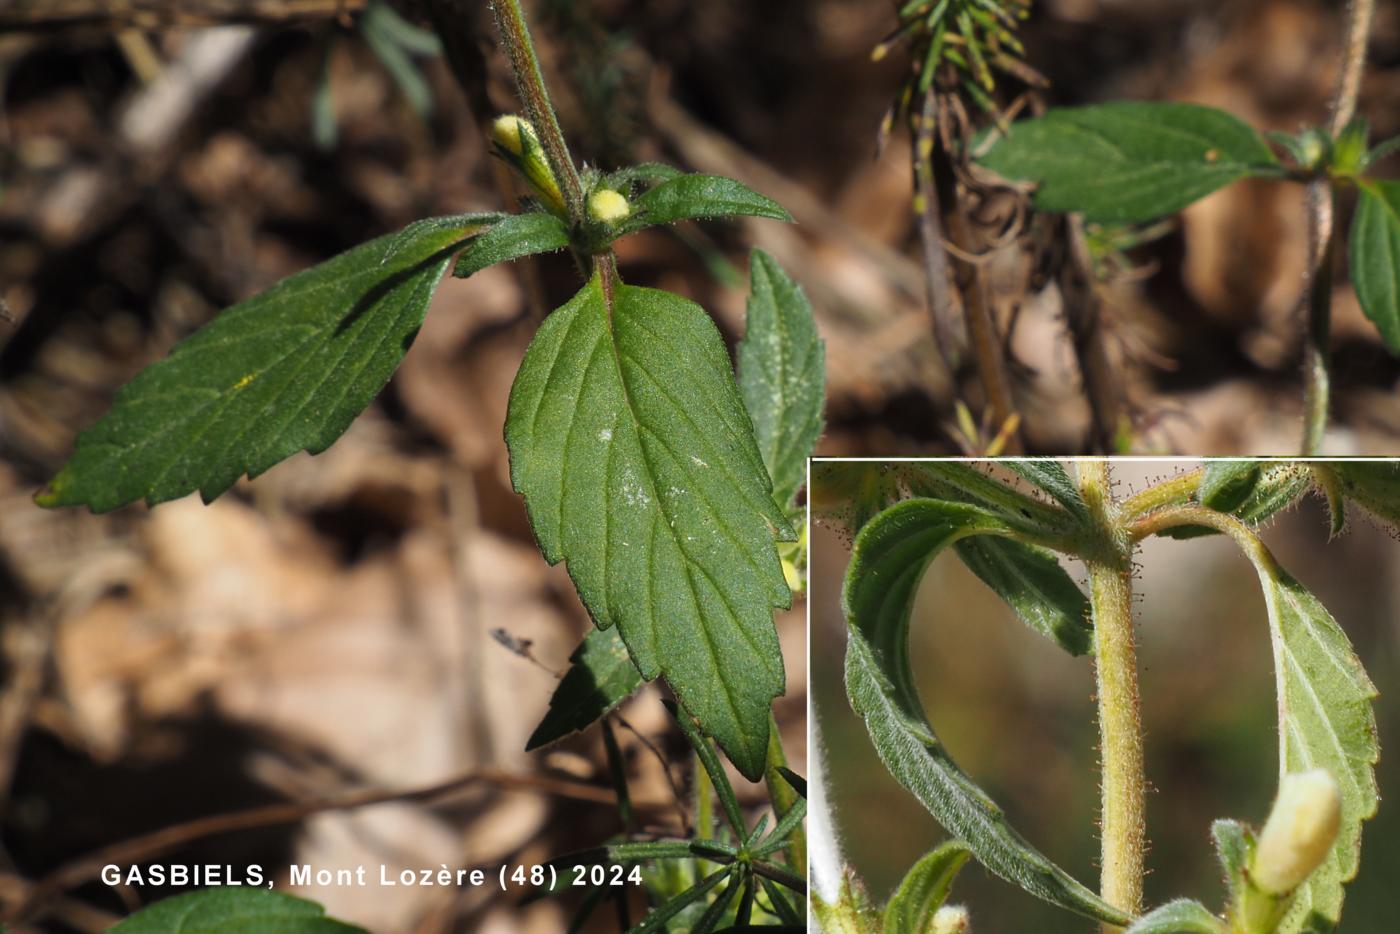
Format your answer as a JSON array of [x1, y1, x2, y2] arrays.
[[811, 459, 1400, 931]]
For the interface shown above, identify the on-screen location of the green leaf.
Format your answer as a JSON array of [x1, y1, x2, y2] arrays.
[[1160, 462, 1312, 540], [952, 536, 1093, 656], [1198, 460, 1262, 514], [1006, 460, 1089, 520], [882, 840, 972, 934], [110, 889, 369, 934], [669, 700, 747, 836], [1330, 461, 1400, 532], [1348, 179, 1400, 353], [978, 102, 1281, 224], [1212, 818, 1256, 911], [1196, 530, 1379, 931], [38, 214, 494, 513], [1124, 899, 1223, 934], [631, 867, 733, 934], [506, 273, 792, 781], [617, 174, 791, 235], [692, 873, 742, 934], [452, 211, 570, 278], [737, 249, 825, 510], [526, 626, 643, 750], [843, 498, 1129, 926]]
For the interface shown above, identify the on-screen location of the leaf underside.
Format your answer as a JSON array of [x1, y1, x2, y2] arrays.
[[1348, 179, 1400, 353], [842, 498, 1129, 926], [978, 101, 1281, 224], [39, 214, 495, 513], [1252, 562, 1378, 930], [109, 888, 369, 934], [506, 273, 792, 780], [737, 249, 825, 510], [526, 626, 643, 750], [1123, 898, 1222, 934]]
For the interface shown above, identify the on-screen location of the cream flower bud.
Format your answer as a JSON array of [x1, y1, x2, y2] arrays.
[[490, 114, 566, 216], [1251, 769, 1342, 895], [932, 904, 971, 934], [587, 188, 630, 223]]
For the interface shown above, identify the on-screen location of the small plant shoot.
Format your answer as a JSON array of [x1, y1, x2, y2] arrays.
[[811, 459, 1387, 934]]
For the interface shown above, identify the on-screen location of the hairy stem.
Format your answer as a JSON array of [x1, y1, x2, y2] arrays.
[[1078, 461, 1145, 928], [1300, 0, 1375, 454], [764, 712, 806, 878], [490, 0, 586, 224]]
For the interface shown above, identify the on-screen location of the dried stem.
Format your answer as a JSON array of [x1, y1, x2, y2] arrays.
[[1078, 461, 1145, 929], [913, 90, 963, 372], [1300, 0, 1376, 454], [1061, 218, 1125, 453]]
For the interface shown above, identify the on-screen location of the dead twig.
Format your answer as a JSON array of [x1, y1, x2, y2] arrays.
[[0, 0, 365, 32]]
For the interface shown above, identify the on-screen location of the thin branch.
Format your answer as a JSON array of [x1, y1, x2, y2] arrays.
[[0, 0, 365, 30], [912, 89, 962, 372], [5, 767, 664, 925], [1300, 0, 1376, 454], [1060, 217, 1125, 453]]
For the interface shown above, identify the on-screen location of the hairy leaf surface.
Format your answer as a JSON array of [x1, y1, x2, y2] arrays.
[[506, 274, 792, 780], [843, 498, 1129, 925], [110, 889, 368, 933], [526, 627, 642, 750], [1123, 899, 1222, 934], [618, 174, 790, 235], [979, 102, 1281, 223], [39, 214, 494, 512], [737, 249, 825, 509], [952, 536, 1092, 656], [1349, 179, 1400, 353], [882, 841, 972, 934], [452, 210, 568, 278]]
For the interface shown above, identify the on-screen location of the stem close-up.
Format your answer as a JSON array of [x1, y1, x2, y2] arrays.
[[1078, 461, 1146, 928]]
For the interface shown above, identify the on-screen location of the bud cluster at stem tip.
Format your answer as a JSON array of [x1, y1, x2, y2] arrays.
[[491, 114, 567, 217], [1251, 769, 1342, 896]]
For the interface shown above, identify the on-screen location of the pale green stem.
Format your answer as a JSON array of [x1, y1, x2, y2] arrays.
[[764, 712, 806, 878], [1078, 461, 1145, 929]]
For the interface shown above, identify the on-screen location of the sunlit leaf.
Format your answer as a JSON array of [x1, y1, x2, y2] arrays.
[[507, 273, 792, 780], [38, 214, 495, 512], [526, 626, 642, 750], [979, 102, 1281, 223], [110, 889, 368, 934]]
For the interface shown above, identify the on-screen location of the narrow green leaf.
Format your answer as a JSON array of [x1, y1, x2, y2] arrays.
[[1194, 530, 1379, 931], [452, 211, 570, 278], [753, 795, 808, 857], [691, 873, 742, 934], [618, 174, 791, 235], [1124, 899, 1223, 934], [110, 889, 369, 934], [526, 627, 643, 750], [670, 701, 747, 836], [1348, 179, 1400, 353], [978, 102, 1281, 223], [38, 214, 495, 513], [843, 498, 1129, 926], [760, 877, 803, 925], [1006, 460, 1089, 520], [362, 11, 434, 118], [1211, 819, 1256, 914], [630, 867, 733, 934], [775, 766, 806, 799], [952, 536, 1093, 656], [882, 840, 972, 934], [737, 249, 825, 510], [506, 274, 793, 781]]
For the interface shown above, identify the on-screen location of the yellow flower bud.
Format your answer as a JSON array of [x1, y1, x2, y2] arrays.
[[781, 557, 802, 593], [490, 114, 566, 217], [1251, 769, 1342, 895], [588, 188, 631, 223], [932, 905, 971, 934]]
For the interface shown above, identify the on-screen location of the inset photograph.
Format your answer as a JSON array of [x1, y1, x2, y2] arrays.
[[809, 460, 1398, 933]]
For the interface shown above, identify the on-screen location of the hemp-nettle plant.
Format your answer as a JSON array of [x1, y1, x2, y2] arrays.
[[32, 0, 821, 929], [811, 459, 1386, 934]]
